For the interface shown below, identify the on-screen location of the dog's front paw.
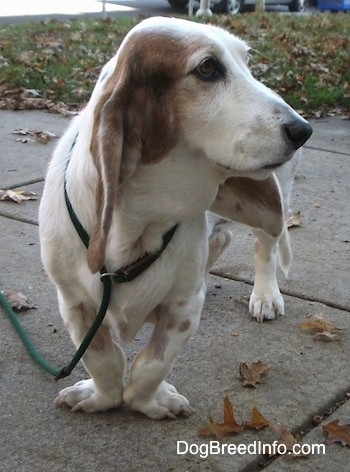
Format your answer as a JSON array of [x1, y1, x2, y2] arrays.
[[249, 288, 284, 323], [124, 381, 194, 420], [54, 379, 122, 412]]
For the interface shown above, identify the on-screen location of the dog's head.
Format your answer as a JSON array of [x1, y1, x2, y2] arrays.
[[87, 17, 312, 272]]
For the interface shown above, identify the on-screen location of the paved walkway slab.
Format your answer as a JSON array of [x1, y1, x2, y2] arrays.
[[1, 110, 350, 471]]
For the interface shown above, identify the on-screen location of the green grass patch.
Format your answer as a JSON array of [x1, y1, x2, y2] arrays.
[[0, 14, 349, 116]]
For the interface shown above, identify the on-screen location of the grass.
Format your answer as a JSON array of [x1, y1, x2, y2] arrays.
[[0, 13, 349, 116]]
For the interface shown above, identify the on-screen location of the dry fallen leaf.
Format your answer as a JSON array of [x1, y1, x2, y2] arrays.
[[12, 128, 58, 144], [270, 423, 297, 451], [198, 396, 244, 439], [299, 314, 342, 342], [1, 289, 37, 311], [323, 419, 350, 446], [0, 189, 38, 204], [286, 211, 302, 228], [269, 423, 308, 459], [199, 399, 270, 439], [239, 361, 268, 387], [244, 406, 269, 430]]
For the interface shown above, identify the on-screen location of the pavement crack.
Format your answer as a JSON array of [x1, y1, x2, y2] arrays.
[[304, 145, 350, 157], [0, 212, 38, 226], [7, 177, 44, 189]]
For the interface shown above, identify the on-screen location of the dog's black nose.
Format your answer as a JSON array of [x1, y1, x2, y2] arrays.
[[283, 120, 313, 150]]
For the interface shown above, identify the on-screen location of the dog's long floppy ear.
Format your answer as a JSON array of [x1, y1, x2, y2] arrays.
[[87, 35, 181, 273], [210, 175, 285, 238], [87, 84, 125, 273]]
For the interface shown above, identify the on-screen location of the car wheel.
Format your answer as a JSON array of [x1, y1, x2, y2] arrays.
[[213, 0, 245, 14], [289, 0, 307, 12], [167, 0, 188, 8]]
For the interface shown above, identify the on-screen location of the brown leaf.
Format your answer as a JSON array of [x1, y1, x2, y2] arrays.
[[239, 361, 268, 387], [269, 423, 309, 459], [1, 290, 37, 311], [270, 423, 297, 451], [286, 211, 301, 228], [0, 189, 37, 204], [35, 131, 58, 144], [323, 419, 350, 446], [198, 396, 244, 439], [286, 211, 302, 228], [313, 331, 339, 342], [244, 406, 269, 430], [299, 314, 342, 342], [12, 128, 58, 144]]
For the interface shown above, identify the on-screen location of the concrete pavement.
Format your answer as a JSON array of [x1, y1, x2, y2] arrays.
[[1, 109, 350, 471]]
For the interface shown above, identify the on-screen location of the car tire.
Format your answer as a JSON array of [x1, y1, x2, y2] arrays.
[[167, 0, 188, 8], [213, 0, 245, 14], [288, 0, 307, 11]]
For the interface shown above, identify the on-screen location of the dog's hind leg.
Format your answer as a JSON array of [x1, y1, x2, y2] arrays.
[[54, 288, 126, 412]]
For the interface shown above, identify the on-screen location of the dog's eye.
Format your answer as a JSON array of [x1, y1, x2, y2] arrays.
[[193, 58, 225, 82]]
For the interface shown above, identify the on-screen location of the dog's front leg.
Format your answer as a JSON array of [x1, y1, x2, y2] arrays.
[[54, 288, 126, 412], [249, 227, 290, 322], [250, 153, 300, 322], [123, 290, 204, 419]]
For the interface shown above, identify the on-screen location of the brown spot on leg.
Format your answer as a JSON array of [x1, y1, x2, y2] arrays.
[[178, 320, 191, 333], [166, 320, 176, 330]]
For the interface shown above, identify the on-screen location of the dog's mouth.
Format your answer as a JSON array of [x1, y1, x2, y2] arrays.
[[215, 162, 232, 172], [262, 162, 284, 170], [216, 159, 287, 173]]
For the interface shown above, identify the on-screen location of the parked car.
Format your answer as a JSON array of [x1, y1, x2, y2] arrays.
[[168, 0, 307, 13]]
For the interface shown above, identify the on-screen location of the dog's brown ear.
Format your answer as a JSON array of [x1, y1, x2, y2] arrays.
[[87, 87, 125, 273], [210, 175, 284, 238], [87, 39, 180, 273]]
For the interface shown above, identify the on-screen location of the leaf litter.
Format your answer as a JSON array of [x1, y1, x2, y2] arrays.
[[298, 313, 343, 341], [286, 211, 302, 229], [0, 188, 37, 204], [198, 397, 308, 460], [198, 396, 267, 439], [12, 128, 59, 144], [239, 361, 268, 387], [0, 15, 349, 117], [323, 419, 350, 447], [1, 289, 37, 311]]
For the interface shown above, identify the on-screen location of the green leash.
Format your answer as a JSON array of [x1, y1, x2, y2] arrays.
[[1, 134, 178, 381], [0, 290, 59, 377], [0, 275, 112, 380]]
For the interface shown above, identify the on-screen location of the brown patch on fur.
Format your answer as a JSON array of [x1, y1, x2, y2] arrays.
[[210, 175, 284, 237], [166, 320, 176, 330], [235, 201, 243, 213], [143, 333, 169, 362], [178, 320, 191, 333], [89, 325, 110, 352], [176, 300, 186, 307], [225, 176, 282, 213], [74, 303, 110, 351]]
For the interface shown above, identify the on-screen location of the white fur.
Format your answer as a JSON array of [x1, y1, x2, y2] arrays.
[[39, 17, 310, 417]]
